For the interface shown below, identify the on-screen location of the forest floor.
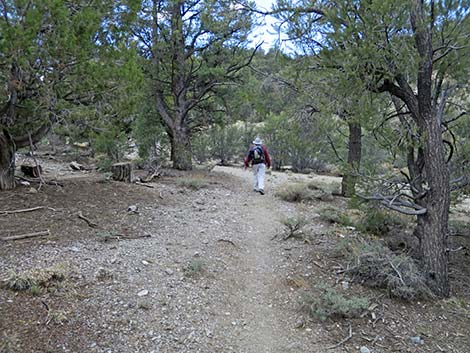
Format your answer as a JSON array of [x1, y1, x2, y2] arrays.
[[0, 151, 469, 353]]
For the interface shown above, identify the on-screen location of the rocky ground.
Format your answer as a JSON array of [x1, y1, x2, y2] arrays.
[[0, 157, 469, 353]]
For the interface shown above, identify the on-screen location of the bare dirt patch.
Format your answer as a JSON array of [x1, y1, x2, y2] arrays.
[[1, 158, 469, 353]]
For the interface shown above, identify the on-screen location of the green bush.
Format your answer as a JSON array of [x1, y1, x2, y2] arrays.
[[357, 207, 406, 235], [341, 238, 433, 300], [318, 206, 354, 227], [302, 283, 369, 321]]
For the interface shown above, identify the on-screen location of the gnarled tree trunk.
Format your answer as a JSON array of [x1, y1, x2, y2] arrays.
[[415, 115, 450, 297], [170, 127, 192, 170], [0, 129, 16, 190], [341, 122, 362, 197]]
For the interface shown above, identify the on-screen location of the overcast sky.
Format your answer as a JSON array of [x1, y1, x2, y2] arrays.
[[249, 0, 290, 52]]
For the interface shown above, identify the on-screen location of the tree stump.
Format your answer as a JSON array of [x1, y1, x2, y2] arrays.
[[21, 165, 43, 178], [111, 162, 132, 182]]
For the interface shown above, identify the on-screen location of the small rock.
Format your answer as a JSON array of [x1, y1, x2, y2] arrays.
[[69, 246, 80, 252], [142, 260, 150, 265], [127, 205, 138, 213], [360, 346, 371, 353], [137, 290, 149, 297], [27, 187, 38, 194], [165, 269, 174, 275], [341, 281, 350, 290], [410, 336, 424, 345], [19, 180, 30, 186]]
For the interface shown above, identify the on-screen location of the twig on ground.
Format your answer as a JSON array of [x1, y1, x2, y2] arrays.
[[327, 325, 353, 350], [0, 206, 44, 215], [1, 230, 50, 241], [78, 212, 98, 228], [217, 239, 238, 248], [312, 260, 324, 269]]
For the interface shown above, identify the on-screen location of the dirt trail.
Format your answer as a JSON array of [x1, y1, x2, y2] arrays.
[[213, 167, 321, 352]]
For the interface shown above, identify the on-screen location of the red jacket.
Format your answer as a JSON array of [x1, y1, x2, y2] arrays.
[[244, 145, 271, 168]]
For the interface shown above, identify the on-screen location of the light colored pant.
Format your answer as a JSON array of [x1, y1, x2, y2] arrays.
[[253, 163, 266, 191]]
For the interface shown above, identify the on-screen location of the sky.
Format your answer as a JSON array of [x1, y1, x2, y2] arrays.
[[249, 0, 290, 52]]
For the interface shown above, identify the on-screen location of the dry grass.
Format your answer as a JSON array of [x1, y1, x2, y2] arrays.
[[3, 264, 68, 294]]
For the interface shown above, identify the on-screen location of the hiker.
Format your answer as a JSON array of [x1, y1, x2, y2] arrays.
[[244, 137, 271, 195]]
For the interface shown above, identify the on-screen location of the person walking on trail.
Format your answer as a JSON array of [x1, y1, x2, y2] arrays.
[[244, 137, 271, 195]]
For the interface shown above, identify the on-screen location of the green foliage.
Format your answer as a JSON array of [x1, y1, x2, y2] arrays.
[[302, 283, 369, 321], [192, 123, 246, 164], [184, 259, 205, 277], [318, 207, 354, 227], [133, 104, 169, 167], [262, 112, 329, 171], [0, 1, 142, 143], [340, 238, 433, 300], [357, 207, 406, 235]]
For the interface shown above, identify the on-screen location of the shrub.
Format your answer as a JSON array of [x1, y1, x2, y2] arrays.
[[184, 259, 205, 277], [276, 214, 309, 240], [357, 207, 406, 235], [276, 183, 326, 202], [177, 176, 209, 190], [341, 238, 433, 300], [302, 283, 369, 321], [318, 206, 354, 227]]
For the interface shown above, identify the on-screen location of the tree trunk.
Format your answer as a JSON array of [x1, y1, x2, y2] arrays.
[[0, 129, 16, 190], [171, 128, 192, 170], [415, 116, 450, 297], [341, 122, 362, 197]]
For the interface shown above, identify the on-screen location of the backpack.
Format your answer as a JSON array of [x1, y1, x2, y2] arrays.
[[251, 145, 265, 164]]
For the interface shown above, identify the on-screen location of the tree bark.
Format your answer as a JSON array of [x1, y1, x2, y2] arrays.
[[0, 129, 16, 190], [415, 115, 450, 297], [170, 127, 192, 170], [341, 122, 362, 197]]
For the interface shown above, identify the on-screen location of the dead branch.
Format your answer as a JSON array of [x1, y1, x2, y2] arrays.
[[357, 193, 427, 215], [1, 230, 50, 241], [78, 212, 98, 228], [389, 261, 406, 287], [0, 206, 44, 215], [135, 181, 155, 188], [16, 176, 64, 187], [327, 325, 353, 350], [144, 170, 161, 182]]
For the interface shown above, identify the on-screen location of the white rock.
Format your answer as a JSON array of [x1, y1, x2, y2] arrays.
[[137, 290, 149, 297]]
